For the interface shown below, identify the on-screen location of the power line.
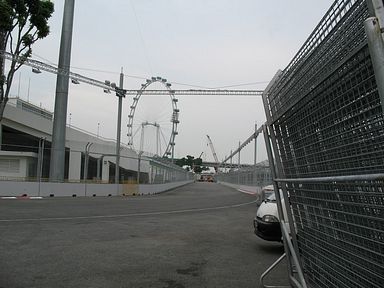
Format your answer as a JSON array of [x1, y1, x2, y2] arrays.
[[211, 81, 269, 89], [32, 53, 56, 66], [130, 0, 154, 75]]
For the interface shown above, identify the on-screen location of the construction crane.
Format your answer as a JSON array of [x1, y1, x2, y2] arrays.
[[206, 135, 219, 172]]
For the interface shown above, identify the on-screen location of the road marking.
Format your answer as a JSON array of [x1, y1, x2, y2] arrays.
[[0, 199, 259, 223]]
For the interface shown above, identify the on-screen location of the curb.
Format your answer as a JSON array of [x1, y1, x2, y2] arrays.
[[237, 189, 258, 195], [1, 196, 43, 200]]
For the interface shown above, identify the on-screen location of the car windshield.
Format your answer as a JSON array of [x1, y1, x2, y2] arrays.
[[266, 192, 276, 202], [265, 190, 288, 202]]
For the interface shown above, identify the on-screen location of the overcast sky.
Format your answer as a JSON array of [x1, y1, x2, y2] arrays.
[[9, 0, 334, 164]]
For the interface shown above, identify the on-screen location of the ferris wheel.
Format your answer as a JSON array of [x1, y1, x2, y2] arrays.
[[127, 77, 179, 159]]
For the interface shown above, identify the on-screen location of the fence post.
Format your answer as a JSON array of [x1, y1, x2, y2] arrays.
[[254, 124, 258, 186], [0, 123, 2, 150], [262, 125, 308, 288], [371, 0, 384, 27], [237, 142, 241, 185], [263, 126, 294, 276], [365, 17, 384, 113], [37, 138, 45, 196]]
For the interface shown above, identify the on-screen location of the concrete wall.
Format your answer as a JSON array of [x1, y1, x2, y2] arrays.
[[0, 152, 38, 179], [0, 180, 194, 197], [68, 150, 81, 180]]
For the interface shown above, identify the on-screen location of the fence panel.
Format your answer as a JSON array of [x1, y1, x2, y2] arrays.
[[263, 0, 384, 287], [217, 166, 272, 188]]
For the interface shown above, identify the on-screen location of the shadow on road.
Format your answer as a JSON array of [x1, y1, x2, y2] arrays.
[[255, 242, 285, 255]]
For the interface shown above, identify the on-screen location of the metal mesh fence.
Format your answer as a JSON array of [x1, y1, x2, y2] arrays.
[[149, 156, 194, 184], [216, 166, 272, 188], [287, 177, 384, 288], [0, 142, 192, 184], [263, 0, 384, 287]]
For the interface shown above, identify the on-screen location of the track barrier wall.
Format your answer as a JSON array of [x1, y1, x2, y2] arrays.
[[0, 141, 194, 197], [0, 180, 194, 197]]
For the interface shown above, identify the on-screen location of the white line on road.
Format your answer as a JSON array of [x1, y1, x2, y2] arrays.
[[0, 199, 259, 223]]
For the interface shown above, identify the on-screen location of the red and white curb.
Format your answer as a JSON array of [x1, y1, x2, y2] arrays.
[[1, 196, 43, 200]]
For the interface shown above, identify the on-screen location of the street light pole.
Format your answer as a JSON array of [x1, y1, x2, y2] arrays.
[[254, 123, 258, 166], [49, 0, 75, 182], [254, 123, 258, 185], [115, 69, 125, 184]]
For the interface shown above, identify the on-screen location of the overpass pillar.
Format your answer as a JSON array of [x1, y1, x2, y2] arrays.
[[68, 150, 81, 181]]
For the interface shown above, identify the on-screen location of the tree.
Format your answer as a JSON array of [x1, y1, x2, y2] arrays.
[[191, 157, 209, 173], [175, 155, 209, 173], [0, 0, 54, 120]]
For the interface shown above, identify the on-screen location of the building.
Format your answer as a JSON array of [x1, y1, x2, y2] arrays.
[[0, 97, 147, 183]]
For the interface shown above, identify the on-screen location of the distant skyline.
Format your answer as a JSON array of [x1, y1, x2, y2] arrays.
[[7, 0, 334, 164]]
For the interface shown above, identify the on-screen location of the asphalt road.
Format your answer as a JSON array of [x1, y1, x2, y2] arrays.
[[0, 182, 288, 288]]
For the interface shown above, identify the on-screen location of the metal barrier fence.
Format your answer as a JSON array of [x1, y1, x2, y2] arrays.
[[216, 165, 272, 188], [0, 142, 193, 184], [216, 124, 272, 191], [148, 156, 194, 184], [262, 0, 384, 287]]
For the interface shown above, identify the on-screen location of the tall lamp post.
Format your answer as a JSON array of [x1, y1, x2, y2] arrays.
[[49, 0, 75, 182], [109, 70, 126, 184]]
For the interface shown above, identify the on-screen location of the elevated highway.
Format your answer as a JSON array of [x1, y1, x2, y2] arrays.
[[201, 161, 254, 169]]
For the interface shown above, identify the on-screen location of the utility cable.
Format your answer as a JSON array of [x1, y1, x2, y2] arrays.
[[130, 0, 154, 75]]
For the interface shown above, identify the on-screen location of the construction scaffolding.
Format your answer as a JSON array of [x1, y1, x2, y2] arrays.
[[262, 0, 384, 287]]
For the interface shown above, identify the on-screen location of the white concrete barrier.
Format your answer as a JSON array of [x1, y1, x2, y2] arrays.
[[0, 180, 194, 197]]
